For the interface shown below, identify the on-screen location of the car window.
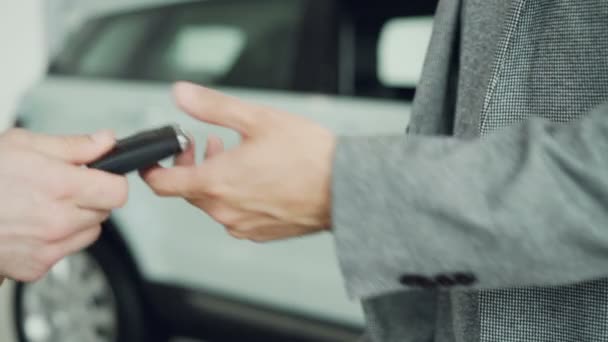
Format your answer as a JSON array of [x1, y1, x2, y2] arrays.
[[50, 0, 437, 100], [139, 0, 304, 90], [75, 12, 157, 78], [338, 0, 438, 101], [377, 16, 434, 89], [163, 25, 246, 82], [50, 0, 304, 91]]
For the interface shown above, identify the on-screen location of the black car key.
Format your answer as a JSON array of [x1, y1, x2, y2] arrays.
[[88, 125, 191, 175]]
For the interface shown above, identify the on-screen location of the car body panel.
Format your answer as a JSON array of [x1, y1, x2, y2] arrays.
[[18, 76, 410, 325], [11, 0, 440, 334]]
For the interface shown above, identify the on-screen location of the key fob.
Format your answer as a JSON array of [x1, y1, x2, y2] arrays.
[[88, 125, 191, 175]]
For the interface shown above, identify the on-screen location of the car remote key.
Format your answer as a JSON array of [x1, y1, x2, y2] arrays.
[[88, 125, 191, 175]]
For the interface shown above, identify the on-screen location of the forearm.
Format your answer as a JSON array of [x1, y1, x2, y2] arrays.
[[332, 103, 608, 299]]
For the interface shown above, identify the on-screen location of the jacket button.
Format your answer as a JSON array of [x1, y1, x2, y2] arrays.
[[399, 275, 437, 289], [435, 274, 457, 287], [453, 273, 477, 286]]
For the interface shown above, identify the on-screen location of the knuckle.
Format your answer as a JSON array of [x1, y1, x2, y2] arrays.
[[203, 186, 220, 200], [201, 178, 224, 200], [226, 228, 247, 240], [31, 226, 53, 242], [21, 269, 46, 283], [71, 227, 102, 252], [241, 111, 258, 129], [87, 226, 103, 245], [35, 246, 60, 272], [179, 173, 200, 198], [48, 215, 71, 236], [144, 175, 172, 197], [13, 244, 57, 282], [69, 134, 93, 146], [33, 206, 68, 241], [28, 223, 49, 242], [57, 135, 89, 158], [111, 178, 129, 207], [151, 185, 171, 197], [89, 175, 129, 206], [50, 182, 76, 201], [209, 207, 237, 226], [41, 220, 71, 242]]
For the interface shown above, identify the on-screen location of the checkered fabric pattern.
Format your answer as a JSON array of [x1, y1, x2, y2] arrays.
[[478, 0, 608, 341], [480, 279, 608, 341], [480, 0, 608, 135]]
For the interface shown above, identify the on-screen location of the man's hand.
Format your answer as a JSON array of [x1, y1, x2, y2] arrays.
[[0, 129, 128, 282], [142, 82, 335, 242]]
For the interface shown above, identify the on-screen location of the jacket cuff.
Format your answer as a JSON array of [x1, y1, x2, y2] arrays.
[[332, 136, 416, 298]]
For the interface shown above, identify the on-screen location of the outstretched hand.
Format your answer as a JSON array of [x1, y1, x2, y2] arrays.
[[141, 82, 335, 242]]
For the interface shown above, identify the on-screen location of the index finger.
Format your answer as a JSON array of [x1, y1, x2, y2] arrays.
[[173, 82, 262, 137], [8, 129, 116, 164], [140, 165, 198, 197], [69, 168, 129, 210]]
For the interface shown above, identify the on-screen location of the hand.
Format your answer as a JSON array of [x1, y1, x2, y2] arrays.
[[0, 128, 128, 282], [142, 82, 335, 242]]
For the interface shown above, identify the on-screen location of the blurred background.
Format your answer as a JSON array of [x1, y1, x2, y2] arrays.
[[0, 1, 437, 341], [0, 0, 186, 130]]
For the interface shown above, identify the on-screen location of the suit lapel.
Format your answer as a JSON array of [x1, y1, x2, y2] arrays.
[[409, 0, 527, 138]]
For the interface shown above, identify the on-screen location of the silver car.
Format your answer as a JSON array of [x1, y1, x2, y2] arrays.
[[1, 0, 436, 341]]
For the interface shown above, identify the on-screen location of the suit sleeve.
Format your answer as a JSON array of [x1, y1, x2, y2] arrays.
[[332, 102, 608, 299]]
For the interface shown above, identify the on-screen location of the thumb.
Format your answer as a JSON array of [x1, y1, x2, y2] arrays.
[[173, 82, 262, 137], [28, 130, 116, 164], [140, 165, 200, 197]]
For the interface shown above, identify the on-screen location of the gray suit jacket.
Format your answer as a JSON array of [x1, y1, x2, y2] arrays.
[[332, 0, 608, 341]]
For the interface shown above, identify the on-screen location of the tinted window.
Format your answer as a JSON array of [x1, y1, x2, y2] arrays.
[[140, 0, 303, 90], [53, 12, 158, 78], [159, 25, 246, 82], [377, 16, 434, 88], [51, 0, 304, 91], [50, 0, 438, 100], [338, 0, 438, 101]]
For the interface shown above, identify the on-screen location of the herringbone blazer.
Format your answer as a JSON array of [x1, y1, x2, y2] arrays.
[[332, 0, 608, 341]]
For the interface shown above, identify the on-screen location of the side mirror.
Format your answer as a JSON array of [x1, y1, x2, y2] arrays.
[[377, 16, 434, 88]]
